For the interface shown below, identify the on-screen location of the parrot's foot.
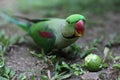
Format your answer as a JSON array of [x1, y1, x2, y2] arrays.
[[46, 49, 62, 56], [62, 44, 83, 59]]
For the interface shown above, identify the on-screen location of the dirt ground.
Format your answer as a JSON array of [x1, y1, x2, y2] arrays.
[[0, 0, 120, 80]]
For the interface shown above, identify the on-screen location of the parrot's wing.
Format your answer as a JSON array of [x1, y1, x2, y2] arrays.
[[29, 21, 56, 53], [15, 16, 50, 23]]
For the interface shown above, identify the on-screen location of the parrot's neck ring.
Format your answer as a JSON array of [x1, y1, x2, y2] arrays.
[[62, 33, 76, 39]]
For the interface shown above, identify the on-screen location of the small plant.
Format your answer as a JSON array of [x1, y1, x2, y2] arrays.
[[50, 72, 72, 80], [70, 63, 85, 76], [30, 50, 48, 63], [18, 73, 27, 80], [54, 61, 85, 79], [103, 47, 120, 72], [3, 66, 16, 80], [0, 30, 26, 79]]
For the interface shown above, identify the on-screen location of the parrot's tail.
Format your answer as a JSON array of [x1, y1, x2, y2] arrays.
[[0, 12, 30, 32]]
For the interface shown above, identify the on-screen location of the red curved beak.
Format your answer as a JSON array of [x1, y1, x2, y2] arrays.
[[75, 20, 85, 37]]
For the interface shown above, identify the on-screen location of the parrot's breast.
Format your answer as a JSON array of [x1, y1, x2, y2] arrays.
[[54, 35, 78, 49], [50, 19, 79, 49]]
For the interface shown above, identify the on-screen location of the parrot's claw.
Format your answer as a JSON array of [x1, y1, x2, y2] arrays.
[[61, 44, 83, 59]]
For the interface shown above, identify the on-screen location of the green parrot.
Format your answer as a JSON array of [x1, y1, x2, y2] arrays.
[[0, 12, 86, 53]]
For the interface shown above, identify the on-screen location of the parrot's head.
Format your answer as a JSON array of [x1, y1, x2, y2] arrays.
[[62, 14, 86, 39]]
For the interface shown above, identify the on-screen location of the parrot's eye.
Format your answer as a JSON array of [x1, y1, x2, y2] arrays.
[[67, 21, 70, 24], [82, 19, 86, 23]]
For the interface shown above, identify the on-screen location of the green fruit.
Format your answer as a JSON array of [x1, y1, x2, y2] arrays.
[[84, 53, 102, 72]]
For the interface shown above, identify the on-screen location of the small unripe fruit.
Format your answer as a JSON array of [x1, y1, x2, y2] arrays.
[[84, 54, 102, 72]]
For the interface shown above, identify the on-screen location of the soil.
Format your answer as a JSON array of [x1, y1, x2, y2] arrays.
[[0, 0, 120, 80]]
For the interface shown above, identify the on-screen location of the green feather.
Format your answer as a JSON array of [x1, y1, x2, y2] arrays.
[[0, 12, 30, 32], [66, 14, 86, 23]]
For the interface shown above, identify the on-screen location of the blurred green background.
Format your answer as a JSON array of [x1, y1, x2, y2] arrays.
[[0, 0, 120, 17]]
